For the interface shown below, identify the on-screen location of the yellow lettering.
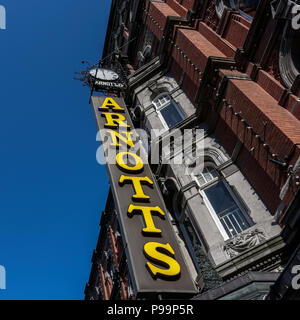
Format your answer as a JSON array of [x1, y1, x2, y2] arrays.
[[128, 205, 165, 234], [101, 112, 130, 128], [106, 130, 134, 148], [99, 98, 125, 112], [119, 176, 153, 200], [144, 242, 181, 279], [116, 152, 144, 173]]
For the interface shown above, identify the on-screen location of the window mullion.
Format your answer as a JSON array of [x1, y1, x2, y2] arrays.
[[223, 182, 253, 227]]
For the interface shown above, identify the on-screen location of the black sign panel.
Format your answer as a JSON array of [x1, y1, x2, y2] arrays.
[[91, 96, 197, 298]]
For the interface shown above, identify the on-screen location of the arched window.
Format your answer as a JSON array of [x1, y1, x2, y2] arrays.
[[153, 93, 186, 129], [193, 166, 253, 240], [196, 166, 219, 185]]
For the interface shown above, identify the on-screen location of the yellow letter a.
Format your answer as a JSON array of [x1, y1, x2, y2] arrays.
[[99, 98, 125, 112]]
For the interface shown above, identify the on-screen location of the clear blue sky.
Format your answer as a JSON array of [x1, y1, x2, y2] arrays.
[[0, 0, 111, 299]]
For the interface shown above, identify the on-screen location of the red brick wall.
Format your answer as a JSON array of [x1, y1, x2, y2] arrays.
[[180, 0, 195, 10], [236, 147, 281, 214], [214, 116, 238, 156], [143, 0, 300, 215], [166, 0, 189, 16], [222, 14, 250, 49]]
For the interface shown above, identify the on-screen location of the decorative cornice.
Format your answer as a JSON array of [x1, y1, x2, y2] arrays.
[[217, 235, 285, 280], [223, 229, 267, 258]]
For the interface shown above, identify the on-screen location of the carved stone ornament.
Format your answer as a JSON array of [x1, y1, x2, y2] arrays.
[[223, 228, 266, 258]]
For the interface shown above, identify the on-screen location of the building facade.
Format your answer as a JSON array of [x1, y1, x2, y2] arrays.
[[84, 0, 300, 300]]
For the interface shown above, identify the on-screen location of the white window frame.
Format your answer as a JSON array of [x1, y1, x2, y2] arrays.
[[200, 187, 230, 240], [192, 168, 253, 241], [152, 93, 186, 130]]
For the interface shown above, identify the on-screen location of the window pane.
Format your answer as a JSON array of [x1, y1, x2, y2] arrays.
[[196, 175, 205, 186], [228, 212, 242, 234], [204, 181, 252, 238], [204, 182, 236, 214], [159, 95, 170, 105], [196, 167, 218, 186], [223, 215, 237, 237], [160, 102, 185, 128], [203, 171, 213, 183], [210, 168, 218, 179], [235, 208, 251, 230], [155, 94, 171, 108]]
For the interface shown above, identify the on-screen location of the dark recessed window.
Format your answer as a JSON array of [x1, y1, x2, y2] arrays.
[[204, 181, 252, 238], [193, 166, 253, 239], [153, 93, 186, 129]]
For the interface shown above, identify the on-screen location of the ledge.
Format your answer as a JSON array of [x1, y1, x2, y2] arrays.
[[192, 271, 279, 300], [216, 235, 285, 280]]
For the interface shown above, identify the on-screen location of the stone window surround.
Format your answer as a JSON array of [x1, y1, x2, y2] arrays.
[[165, 141, 277, 262], [152, 92, 187, 130], [132, 72, 193, 132], [190, 163, 254, 241]]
